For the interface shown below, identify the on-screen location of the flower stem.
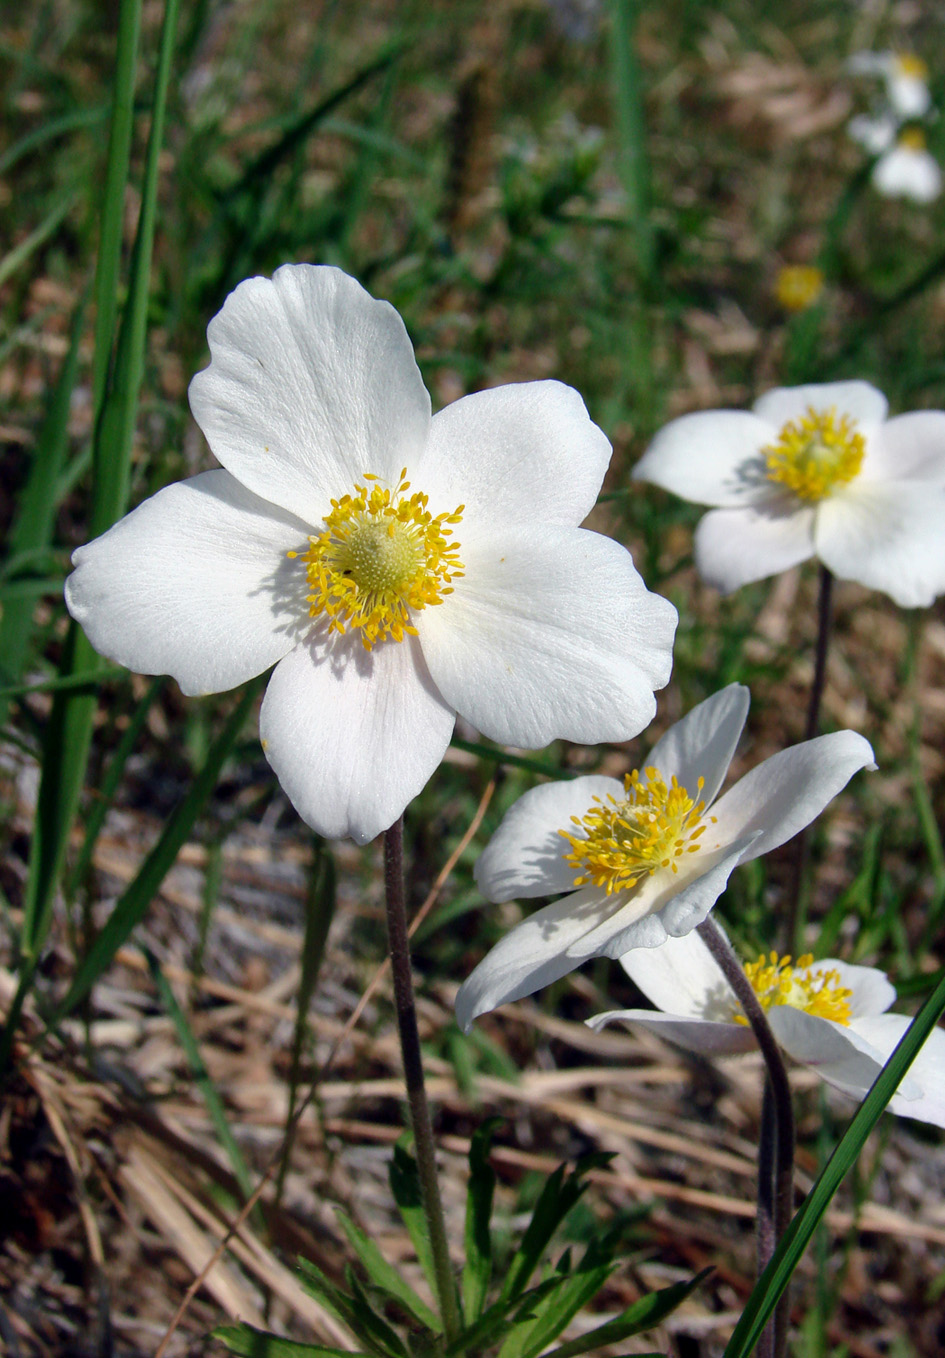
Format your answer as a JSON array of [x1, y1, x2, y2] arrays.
[[384, 818, 460, 1344], [697, 917, 795, 1358], [785, 565, 834, 952]]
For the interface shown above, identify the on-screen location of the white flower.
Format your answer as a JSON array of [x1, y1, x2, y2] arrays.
[[872, 130, 942, 202], [65, 265, 677, 844], [846, 51, 932, 121], [633, 380, 945, 606], [455, 685, 874, 1030], [589, 925, 945, 1128], [847, 112, 898, 155]]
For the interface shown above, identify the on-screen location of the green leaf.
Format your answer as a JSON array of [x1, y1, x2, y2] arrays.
[[723, 977, 945, 1358], [214, 1323, 372, 1358], [462, 1118, 502, 1324], [540, 1268, 712, 1358], [336, 1210, 441, 1333], [500, 1234, 619, 1358], [444, 1276, 564, 1358], [500, 1155, 613, 1304], [296, 1259, 407, 1358], [388, 1141, 438, 1301]]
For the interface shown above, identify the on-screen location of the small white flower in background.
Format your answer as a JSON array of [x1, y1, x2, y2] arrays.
[[847, 111, 899, 156], [633, 380, 945, 605], [454, 685, 874, 1030], [589, 925, 945, 1129], [872, 128, 943, 203], [65, 265, 677, 844], [846, 52, 932, 122]]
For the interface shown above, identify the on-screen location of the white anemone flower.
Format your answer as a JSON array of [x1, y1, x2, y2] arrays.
[[589, 926, 945, 1129], [633, 379, 945, 606], [872, 129, 943, 203], [454, 685, 874, 1031], [846, 51, 932, 121], [65, 265, 677, 844]]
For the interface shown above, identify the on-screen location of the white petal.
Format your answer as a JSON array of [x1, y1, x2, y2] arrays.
[[709, 730, 875, 864], [814, 960, 897, 1019], [188, 265, 432, 526], [417, 381, 612, 527], [418, 525, 677, 748], [846, 52, 892, 77], [816, 480, 945, 607], [873, 146, 942, 203], [259, 629, 454, 844], [65, 470, 311, 696], [454, 886, 618, 1030], [887, 74, 932, 120], [619, 926, 735, 1020], [752, 381, 889, 430], [694, 502, 815, 591], [767, 1007, 911, 1101], [847, 113, 897, 154], [588, 1008, 757, 1056], [633, 411, 776, 507], [864, 411, 945, 482], [644, 684, 750, 806], [474, 775, 624, 902], [575, 833, 761, 956], [850, 1015, 945, 1127]]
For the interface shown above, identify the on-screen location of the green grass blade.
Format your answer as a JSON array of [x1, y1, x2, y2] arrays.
[[723, 975, 945, 1358], [0, 191, 78, 291], [608, 0, 653, 285], [146, 948, 261, 1222], [0, 105, 108, 178], [47, 678, 263, 1025], [215, 1326, 372, 1358], [388, 1141, 439, 1298], [90, 0, 143, 414], [335, 1210, 441, 1333], [539, 1269, 711, 1358], [462, 1118, 501, 1324], [0, 666, 126, 702]]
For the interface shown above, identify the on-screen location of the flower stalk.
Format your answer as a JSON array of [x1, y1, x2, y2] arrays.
[[696, 916, 795, 1358], [384, 818, 460, 1344]]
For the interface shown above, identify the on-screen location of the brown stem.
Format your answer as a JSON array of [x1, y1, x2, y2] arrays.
[[698, 917, 794, 1358]]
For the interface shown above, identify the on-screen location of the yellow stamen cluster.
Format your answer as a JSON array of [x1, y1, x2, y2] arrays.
[[774, 265, 824, 314], [734, 951, 852, 1026], [894, 54, 928, 82], [560, 766, 715, 896], [898, 126, 927, 153], [290, 469, 464, 651], [763, 405, 865, 502]]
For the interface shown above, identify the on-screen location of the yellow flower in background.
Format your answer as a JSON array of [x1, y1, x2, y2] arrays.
[[775, 265, 824, 314]]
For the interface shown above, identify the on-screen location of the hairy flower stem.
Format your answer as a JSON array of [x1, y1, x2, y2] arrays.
[[384, 818, 460, 1345], [697, 917, 795, 1358], [785, 565, 834, 953]]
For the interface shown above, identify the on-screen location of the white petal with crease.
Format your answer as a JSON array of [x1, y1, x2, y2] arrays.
[[418, 381, 612, 528], [474, 775, 623, 903], [634, 411, 775, 507], [65, 469, 310, 696], [260, 629, 454, 844], [644, 684, 749, 805], [189, 265, 432, 526], [816, 481, 945, 607], [588, 1009, 757, 1056], [419, 525, 677, 748], [694, 503, 815, 592]]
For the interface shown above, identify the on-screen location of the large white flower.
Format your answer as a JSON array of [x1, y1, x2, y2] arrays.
[[589, 925, 945, 1128], [846, 51, 932, 121], [455, 685, 874, 1030], [65, 265, 676, 844], [633, 380, 945, 605]]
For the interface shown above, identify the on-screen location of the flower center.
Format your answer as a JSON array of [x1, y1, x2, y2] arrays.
[[734, 952, 852, 1026], [897, 126, 927, 152], [774, 265, 824, 314], [291, 470, 464, 651], [894, 54, 928, 82], [763, 405, 865, 502], [560, 766, 715, 895]]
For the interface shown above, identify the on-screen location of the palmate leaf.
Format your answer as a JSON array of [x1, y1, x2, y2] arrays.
[[296, 1258, 407, 1358], [498, 1153, 614, 1305], [388, 1142, 439, 1303], [462, 1117, 502, 1323], [336, 1211, 441, 1334], [214, 1324, 372, 1358], [540, 1267, 713, 1358]]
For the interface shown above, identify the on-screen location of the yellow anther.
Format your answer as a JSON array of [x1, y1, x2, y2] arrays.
[[295, 469, 464, 650], [763, 405, 865, 502], [774, 265, 824, 314], [734, 951, 852, 1026], [894, 54, 928, 82], [897, 126, 927, 152], [560, 766, 715, 896]]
